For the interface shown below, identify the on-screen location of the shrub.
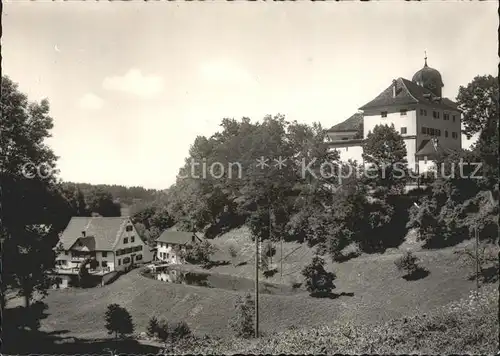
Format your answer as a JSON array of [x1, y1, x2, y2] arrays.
[[104, 303, 134, 339], [394, 251, 419, 275], [229, 293, 255, 338], [170, 321, 192, 342], [155, 318, 171, 345], [301, 256, 336, 295]]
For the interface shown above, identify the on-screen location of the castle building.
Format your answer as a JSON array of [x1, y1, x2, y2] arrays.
[[326, 57, 462, 173]]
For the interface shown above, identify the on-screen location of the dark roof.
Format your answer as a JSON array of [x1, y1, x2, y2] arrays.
[[327, 112, 363, 133], [412, 63, 444, 88], [157, 230, 203, 245], [69, 236, 97, 251], [359, 77, 458, 111], [327, 138, 364, 146], [415, 139, 456, 158], [58, 217, 130, 251]]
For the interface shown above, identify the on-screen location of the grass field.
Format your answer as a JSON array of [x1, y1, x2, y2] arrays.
[[33, 227, 488, 342]]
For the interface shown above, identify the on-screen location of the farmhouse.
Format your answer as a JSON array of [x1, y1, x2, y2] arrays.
[[326, 56, 462, 173], [155, 229, 203, 264], [53, 216, 153, 287]]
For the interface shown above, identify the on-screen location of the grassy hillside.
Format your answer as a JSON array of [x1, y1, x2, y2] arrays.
[[37, 230, 487, 340]]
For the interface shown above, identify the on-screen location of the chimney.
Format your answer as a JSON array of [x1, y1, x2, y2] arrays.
[[82, 231, 86, 237], [392, 79, 397, 98]]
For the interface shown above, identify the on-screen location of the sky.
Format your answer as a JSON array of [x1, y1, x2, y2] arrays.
[[3, 1, 497, 189]]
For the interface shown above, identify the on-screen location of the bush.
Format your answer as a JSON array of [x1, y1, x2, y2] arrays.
[[301, 256, 336, 296], [228, 245, 237, 265], [229, 293, 255, 338], [394, 251, 419, 275], [170, 321, 192, 342]]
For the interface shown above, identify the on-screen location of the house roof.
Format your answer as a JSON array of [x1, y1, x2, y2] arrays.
[[359, 77, 458, 112], [58, 217, 130, 251], [415, 139, 456, 158], [157, 230, 203, 245], [327, 112, 363, 133]]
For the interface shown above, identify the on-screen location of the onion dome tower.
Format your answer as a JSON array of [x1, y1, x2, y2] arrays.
[[412, 52, 444, 97]]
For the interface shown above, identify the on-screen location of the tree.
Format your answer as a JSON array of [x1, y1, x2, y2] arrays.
[[362, 124, 409, 194], [184, 240, 215, 266], [229, 293, 255, 338], [456, 75, 499, 191], [104, 304, 134, 339], [86, 188, 121, 217], [301, 256, 336, 296], [457, 75, 498, 139], [1, 76, 72, 308], [146, 316, 159, 338]]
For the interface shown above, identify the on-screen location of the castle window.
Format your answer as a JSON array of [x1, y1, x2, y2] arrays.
[[400, 109, 407, 116], [381, 111, 387, 118], [401, 127, 407, 134]]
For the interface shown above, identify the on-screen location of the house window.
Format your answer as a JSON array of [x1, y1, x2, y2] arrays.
[[401, 127, 407, 134], [437, 129, 441, 136], [136, 254, 142, 261], [452, 115, 456, 122], [64, 251, 68, 255], [437, 112, 440, 118], [443, 113, 449, 120], [445, 130, 449, 137], [123, 257, 131, 264], [126, 225, 133, 232], [102, 261, 108, 267], [118, 259, 121, 266], [420, 109, 423, 116], [452, 132, 458, 139], [102, 251, 107, 257], [381, 111, 388, 118], [166, 253, 170, 259], [131, 236, 135, 243], [400, 109, 407, 116], [421, 127, 426, 134], [124, 237, 128, 244]]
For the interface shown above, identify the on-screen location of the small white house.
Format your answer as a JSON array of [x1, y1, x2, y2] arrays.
[[155, 230, 203, 264], [53, 216, 153, 287]]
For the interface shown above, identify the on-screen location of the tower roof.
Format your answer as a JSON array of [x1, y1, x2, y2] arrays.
[[411, 56, 444, 94]]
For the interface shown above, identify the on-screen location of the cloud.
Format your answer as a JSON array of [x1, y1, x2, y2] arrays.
[[78, 93, 104, 110], [102, 69, 164, 97], [200, 60, 256, 85]]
